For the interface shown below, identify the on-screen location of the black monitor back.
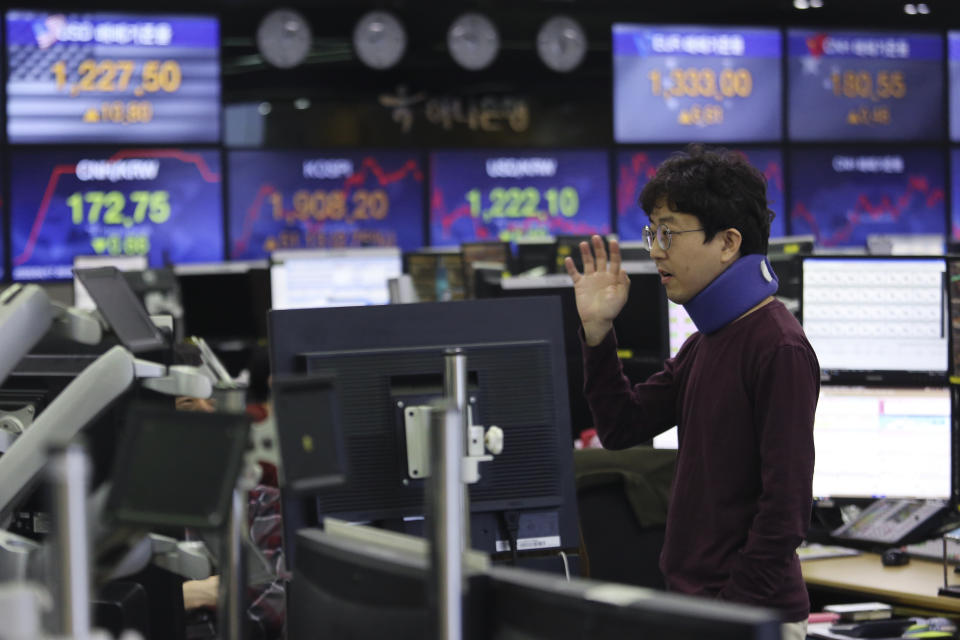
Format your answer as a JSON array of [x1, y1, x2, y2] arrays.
[[485, 565, 782, 640], [289, 528, 489, 640], [74, 267, 168, 354], [491, 269, 668, 437], [177, 267, 270, 342], [269, 297, 580, 563], [513, 239, 557, 274]]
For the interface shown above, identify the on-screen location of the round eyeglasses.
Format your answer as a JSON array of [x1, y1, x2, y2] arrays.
[[642, 224, 705, 251]]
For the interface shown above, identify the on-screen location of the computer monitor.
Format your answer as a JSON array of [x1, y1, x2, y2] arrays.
[[73, 266, 168, 354], [402, 248, 465, 302], [867, 234, 946, 256], [73, 255, 149, 311], [495, 265, 668, 438], [812, 385, 951, 500], [287, 527, 489, 640], [175, 261, 271, 342], [486, 564, 781, 640], [767, 236, 813, 320], [289, 526, 781, 640], [461, 242, 510, 299], [270, 247, 402, 310], [271, 372, 348, 493], [512, 237, 557, 275], [268, 297, 581, 565], [554, 235, 596, 274], [653, 300, 697, 450], [948, 258, 960, 378], [105, 405, 250, 530], [801, 256, 948, 384]]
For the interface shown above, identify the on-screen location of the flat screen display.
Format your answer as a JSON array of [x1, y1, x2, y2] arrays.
[[801, 256, 948, 376], [613, 24, 782, 143], [615, 147, 786, 241], [10, 148, 223, 280], [228, 150, 425, 260], [429, 150, 611, 246], [270, 247, 402, 310], [6, 11, 220, 144], [950, 32, 960, 142], [950, 149, 960, 243], [787, 29, 944, 141], [812, 386, 951, 499], [789, 147, 946, 249]]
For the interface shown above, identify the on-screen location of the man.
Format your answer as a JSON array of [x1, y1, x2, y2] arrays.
[[565, 145, 818, 640]]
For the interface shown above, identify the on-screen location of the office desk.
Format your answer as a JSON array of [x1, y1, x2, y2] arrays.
[[802, 553, 960, 614]]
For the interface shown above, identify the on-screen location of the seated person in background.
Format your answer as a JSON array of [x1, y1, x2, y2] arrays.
[[174, 342, 286, 640]]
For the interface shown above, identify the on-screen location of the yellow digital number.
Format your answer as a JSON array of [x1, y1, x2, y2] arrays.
[[67, 190, 171, 226], [351, 189, 389, 220], [141, 60, 182, 93], [648, 67, 752, 101], [831, 70, 906, 100], [51, 59, 182, 96], [467, 186, 579, 221]]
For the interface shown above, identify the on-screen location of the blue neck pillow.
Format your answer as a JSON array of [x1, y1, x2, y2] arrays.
[[682, 254, 779, 335]]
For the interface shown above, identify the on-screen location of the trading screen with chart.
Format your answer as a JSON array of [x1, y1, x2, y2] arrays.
[[812, 386, 951, 500]]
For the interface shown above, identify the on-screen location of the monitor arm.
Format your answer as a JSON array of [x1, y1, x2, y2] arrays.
[[403, 401, 503, 484], [0, 345, 137, 526], [136, 360, 213, 398], [0, 285, 56, 387], [49, 301, 103, 346]]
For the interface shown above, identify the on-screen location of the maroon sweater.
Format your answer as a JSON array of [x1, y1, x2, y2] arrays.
[[582, 299, 818, 622]]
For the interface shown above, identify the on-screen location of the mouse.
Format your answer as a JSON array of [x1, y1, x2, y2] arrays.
[[881, 548, 910, 567]]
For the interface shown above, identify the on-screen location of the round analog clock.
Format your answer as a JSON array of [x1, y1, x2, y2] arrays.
[[256, 8, 312, 69], [537, 16, 587, 73], [447, 12, 499, 71], [353, 10, 407, 70]]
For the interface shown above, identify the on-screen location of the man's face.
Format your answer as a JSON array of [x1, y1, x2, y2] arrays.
[[648, 204, 734, 304]]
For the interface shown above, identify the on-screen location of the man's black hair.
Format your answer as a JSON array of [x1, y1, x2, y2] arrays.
[[639, 144, 774, 255]]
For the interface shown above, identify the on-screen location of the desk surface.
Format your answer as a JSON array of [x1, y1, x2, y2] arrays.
[[802, 552, 960, 613]]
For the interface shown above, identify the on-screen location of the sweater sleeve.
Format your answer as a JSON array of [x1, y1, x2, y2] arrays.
[[718, 343, 819, 604], [581, 327, 685, 450]]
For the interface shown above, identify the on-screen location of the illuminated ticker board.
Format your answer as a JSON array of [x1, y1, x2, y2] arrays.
[[615, 147, 786, 241], [10, 148, 224, 281], [429, 150, 611, 246], [613, 24, 782, 143], [228, 150, 425, 260], [949, 32, 960, 142], [789, 147, 946, 248], [788, 29, 944, 141], [6, 11, 220, 143]]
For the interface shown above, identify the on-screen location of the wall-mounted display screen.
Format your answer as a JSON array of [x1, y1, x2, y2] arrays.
[[951, 149, 960, 242], [613, 24, 782, 143], [429, 150, 611, 246], [10, 148, 223, 280], [789, 148, 946, 248], [6, 11, 220, 143], [615, 147, 786, 241], [228, 150, 424, 260], [787, 29, 943, 141], [950, 32, 960, 142]]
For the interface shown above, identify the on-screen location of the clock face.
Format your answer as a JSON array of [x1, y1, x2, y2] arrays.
[[353, 11, 407, 70], [537, 16, 587, 73], [447, 12, 499, 71], [256, 8, 312, 69]]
